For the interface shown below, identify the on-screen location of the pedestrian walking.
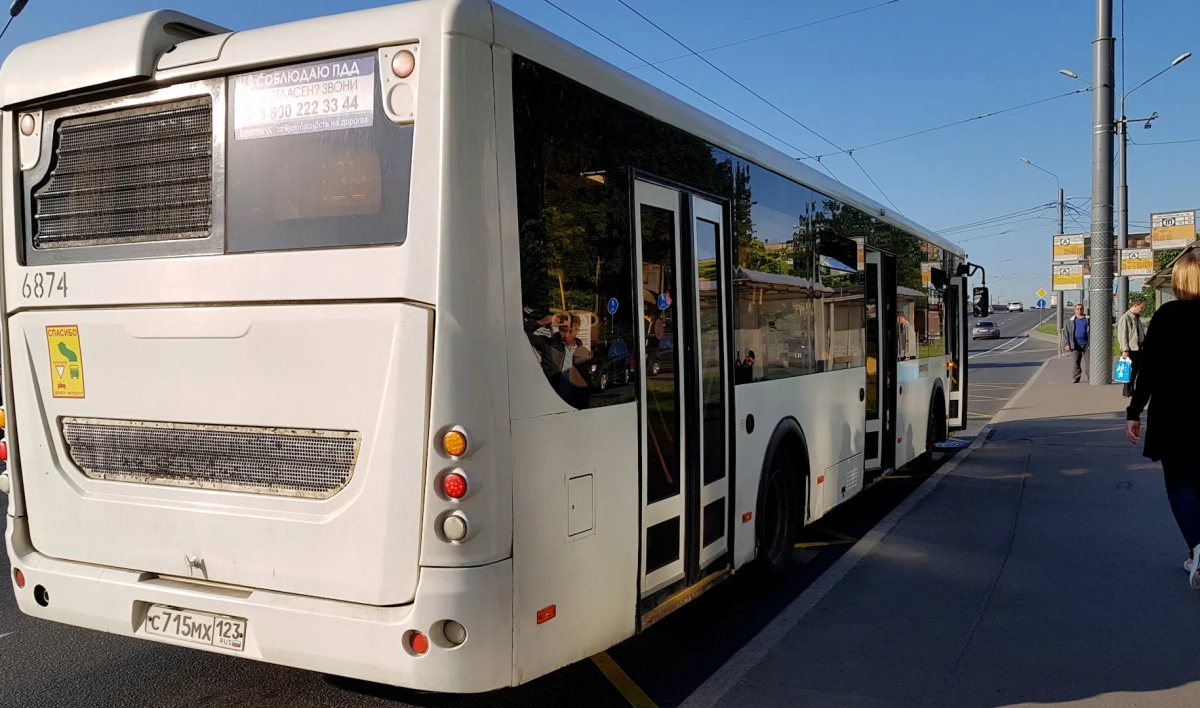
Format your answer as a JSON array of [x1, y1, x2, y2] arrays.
[[1117, 294, 1146, 397], [1126, 251, 1200, 590], [1065, 304, 1089, 383]]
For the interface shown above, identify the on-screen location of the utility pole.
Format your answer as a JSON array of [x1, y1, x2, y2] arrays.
[[1089, 0, 1115, 385], [1116, 96, 1128, 318], [1056, 187, 1065, 340]]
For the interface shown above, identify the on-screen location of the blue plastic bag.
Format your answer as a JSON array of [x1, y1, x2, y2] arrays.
[[1114, 356, 1132, 383]]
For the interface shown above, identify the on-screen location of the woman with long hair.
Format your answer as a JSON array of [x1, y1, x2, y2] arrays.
[[1127, 250, 1200, 589]]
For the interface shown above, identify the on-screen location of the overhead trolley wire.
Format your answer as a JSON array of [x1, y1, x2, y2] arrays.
[[800, 88, 1093, 161], [936, 202, 1055, 235], [1131, 136, 1200, 146], [612, 0, 902, 212], [539, 0, 843, 183], [623, 0, 902, 71]]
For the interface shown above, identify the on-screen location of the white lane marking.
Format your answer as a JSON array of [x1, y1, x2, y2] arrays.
[[971, 336, 1034, 360], [982, 338, 1028, 358], [679, 358, 1055, 708], [0, 632, 13, 640]]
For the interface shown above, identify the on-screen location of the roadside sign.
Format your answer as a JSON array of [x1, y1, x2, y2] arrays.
[[1119, 248, 1154, 276], [1036, 288, 1047, 298], [1150, 210, 1196, 250], [1052, 234, 1086, 262], [1052, 264, 1084, 291], [1036, 298, 1046, 308]]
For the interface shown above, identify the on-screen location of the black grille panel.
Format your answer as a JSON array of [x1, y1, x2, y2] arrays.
[[62, 418, 360, 499], [33, 97, 214, 249]]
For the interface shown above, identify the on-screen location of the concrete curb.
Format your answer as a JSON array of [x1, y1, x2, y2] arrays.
[[679, 359, 1055, 708], [1027, 329, 1060, 345]]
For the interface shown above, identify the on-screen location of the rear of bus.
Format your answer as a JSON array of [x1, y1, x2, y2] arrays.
[[1, 0, 517, 692]]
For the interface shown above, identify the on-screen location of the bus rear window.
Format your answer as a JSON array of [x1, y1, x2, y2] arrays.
[[225, 54, 413, 253]]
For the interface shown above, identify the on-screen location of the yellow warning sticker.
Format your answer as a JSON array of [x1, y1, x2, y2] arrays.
[[46, 325, 85, 399]]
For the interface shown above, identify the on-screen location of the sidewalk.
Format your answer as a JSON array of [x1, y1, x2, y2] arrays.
[[694, 356, 1200, 708]]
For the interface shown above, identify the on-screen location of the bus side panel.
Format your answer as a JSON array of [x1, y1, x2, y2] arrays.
[[732, 368, 865, 569], [418, 33, 514, 568], [510, 405, 639, 685]]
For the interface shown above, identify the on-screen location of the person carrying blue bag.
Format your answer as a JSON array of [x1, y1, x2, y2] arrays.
[[1117, 295, 1146, 397]]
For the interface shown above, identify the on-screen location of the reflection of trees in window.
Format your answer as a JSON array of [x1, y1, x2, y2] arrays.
[[513, 56, 733, 407]]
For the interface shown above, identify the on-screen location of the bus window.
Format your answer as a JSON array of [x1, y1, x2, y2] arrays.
[[226, 54, 414, 253]]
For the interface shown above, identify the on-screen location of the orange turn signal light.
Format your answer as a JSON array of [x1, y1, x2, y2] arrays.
[[443, 430, 467, 457]]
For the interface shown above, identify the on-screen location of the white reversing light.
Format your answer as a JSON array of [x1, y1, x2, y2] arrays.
[[391, 50, 416, 79]]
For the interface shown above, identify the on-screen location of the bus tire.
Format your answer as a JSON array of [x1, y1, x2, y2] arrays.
[[923, 390, 947, 465], [757, 448, 801, 576]]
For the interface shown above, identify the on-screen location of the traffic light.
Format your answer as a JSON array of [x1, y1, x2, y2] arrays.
[[972, 286, 990, 317]]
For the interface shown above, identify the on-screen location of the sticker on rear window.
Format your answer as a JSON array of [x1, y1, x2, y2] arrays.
[[46, 325, 85, 399], [232, 55, 375, 140]]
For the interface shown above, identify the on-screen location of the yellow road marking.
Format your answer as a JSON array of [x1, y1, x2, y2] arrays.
[[795, 525, 859, 548], [811, 525, 859, 544], [967, 412, 992, 418], [592, 652, 658, 708], [795, 539, 856, 548]]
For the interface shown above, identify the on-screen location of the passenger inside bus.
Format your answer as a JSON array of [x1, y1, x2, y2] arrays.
[[524, 311, 593, 408]]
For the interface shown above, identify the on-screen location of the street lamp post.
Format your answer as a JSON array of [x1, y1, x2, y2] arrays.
[[1115, 52, 1190, 317], [1019, 157, 1065, 340], [1062, 51, 1191, 325]]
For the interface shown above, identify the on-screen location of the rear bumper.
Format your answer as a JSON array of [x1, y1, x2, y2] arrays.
[[6, 516, 514, 693]]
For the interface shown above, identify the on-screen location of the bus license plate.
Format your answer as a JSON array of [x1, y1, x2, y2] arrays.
[[144, 605, 246, 652]]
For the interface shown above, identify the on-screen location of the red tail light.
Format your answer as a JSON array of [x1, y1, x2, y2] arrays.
[[442, 472, 467, 500], [409, 631, 429, 655], [13, 568, 25, 589]]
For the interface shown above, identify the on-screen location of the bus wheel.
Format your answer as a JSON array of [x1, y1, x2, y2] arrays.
[[758, 451, 799, 576], [923, 397, 946, 466]]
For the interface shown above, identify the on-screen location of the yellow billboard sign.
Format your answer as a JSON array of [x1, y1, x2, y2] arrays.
[[1052, 264, 1083, 291], [1119, 248, 1154, 277], [1052, 234, 1086, 262], [1151, 210, 1196, 251]]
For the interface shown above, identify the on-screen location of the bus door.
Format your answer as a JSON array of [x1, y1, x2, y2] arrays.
[[632, 179, 732, 621], [864, 249, 898, 474], [946, 275, 968, 429]]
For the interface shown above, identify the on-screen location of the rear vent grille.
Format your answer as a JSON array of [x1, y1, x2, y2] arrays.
[[62, 418, 359, 499], [33, 97, 214, 249]]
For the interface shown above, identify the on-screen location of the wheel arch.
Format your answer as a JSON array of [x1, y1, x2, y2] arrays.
[[928, 378, 948, 443], [755, 417, 811, 545]]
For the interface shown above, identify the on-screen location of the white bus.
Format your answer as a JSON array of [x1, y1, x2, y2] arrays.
[[0, 0, 969, 693]]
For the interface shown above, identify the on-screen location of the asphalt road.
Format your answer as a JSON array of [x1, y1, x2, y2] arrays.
[[0, 309, 1061, 708]]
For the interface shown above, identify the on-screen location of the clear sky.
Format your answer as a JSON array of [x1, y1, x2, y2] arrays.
[[3, 0, 1197, 303]]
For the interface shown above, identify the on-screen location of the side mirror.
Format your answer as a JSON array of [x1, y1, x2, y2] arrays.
[[972, 286, 990, 317]]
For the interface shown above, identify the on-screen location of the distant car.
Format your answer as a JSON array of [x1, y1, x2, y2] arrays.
[[589, 340, 633, 391], [1007, 302, 1024, 312], [972, 321, 1001, 340], [648, 334, 675, 376]]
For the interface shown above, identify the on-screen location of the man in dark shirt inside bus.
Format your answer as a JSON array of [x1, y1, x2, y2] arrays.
[[525, 311, 593, 407]]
